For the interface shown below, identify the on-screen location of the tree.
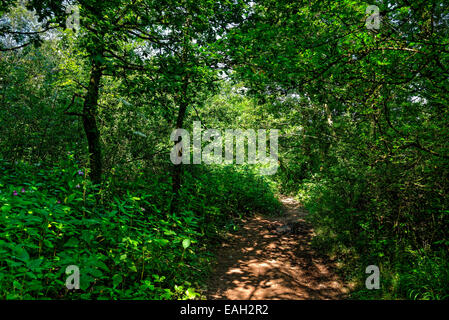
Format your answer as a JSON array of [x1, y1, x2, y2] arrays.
[[226, 0, 449, 274], [114, 0, 247, 206]]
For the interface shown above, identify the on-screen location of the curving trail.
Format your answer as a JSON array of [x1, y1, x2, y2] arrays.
[[206, 196, 349, 300]]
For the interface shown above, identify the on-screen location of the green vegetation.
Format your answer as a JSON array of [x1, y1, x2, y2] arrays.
[[1, 0, 448, 300], [0, 157, 279, 299]]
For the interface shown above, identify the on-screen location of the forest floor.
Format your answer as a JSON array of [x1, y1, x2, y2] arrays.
[[206, 196, 350, 300]]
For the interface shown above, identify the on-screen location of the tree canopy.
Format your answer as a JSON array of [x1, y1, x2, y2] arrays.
[[0, 0, 448, 300]]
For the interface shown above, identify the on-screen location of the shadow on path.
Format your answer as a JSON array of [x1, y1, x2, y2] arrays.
[[206, 196, 349, 300]]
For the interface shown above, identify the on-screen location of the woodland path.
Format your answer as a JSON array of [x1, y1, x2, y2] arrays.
[[206, 196, 349, 300]]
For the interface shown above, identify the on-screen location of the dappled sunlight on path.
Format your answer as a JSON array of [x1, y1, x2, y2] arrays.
[[206, 196, 349, 300]]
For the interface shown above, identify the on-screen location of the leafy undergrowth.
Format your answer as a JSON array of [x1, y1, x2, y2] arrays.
[[296, 172, 449, 300], [0, 156, 280, 300]]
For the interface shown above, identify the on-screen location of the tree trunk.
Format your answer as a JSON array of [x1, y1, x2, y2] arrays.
[[171, 99, 188, 212], [83, 59, 103, 185], [171, 32, 190, 212]]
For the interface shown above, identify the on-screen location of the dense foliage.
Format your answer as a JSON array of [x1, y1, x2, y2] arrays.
[[1, 0, 448, 300], [0, 156, 279, 299], [227, 0, 449, 299]]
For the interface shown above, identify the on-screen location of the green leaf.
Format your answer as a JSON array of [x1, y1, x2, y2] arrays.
[[14, 246, 30, 262], [64, 237, 79, 248], [182, 239, 191, 250], [112, 274, 123, 288], [66, 193, 76, 203]]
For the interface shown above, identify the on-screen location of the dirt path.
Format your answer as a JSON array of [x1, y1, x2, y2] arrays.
[[206, 196, 349, 300]]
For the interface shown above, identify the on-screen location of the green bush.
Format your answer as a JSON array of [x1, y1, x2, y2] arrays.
[[296, 162, 449, 300], [0, 157, 279, 299]]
